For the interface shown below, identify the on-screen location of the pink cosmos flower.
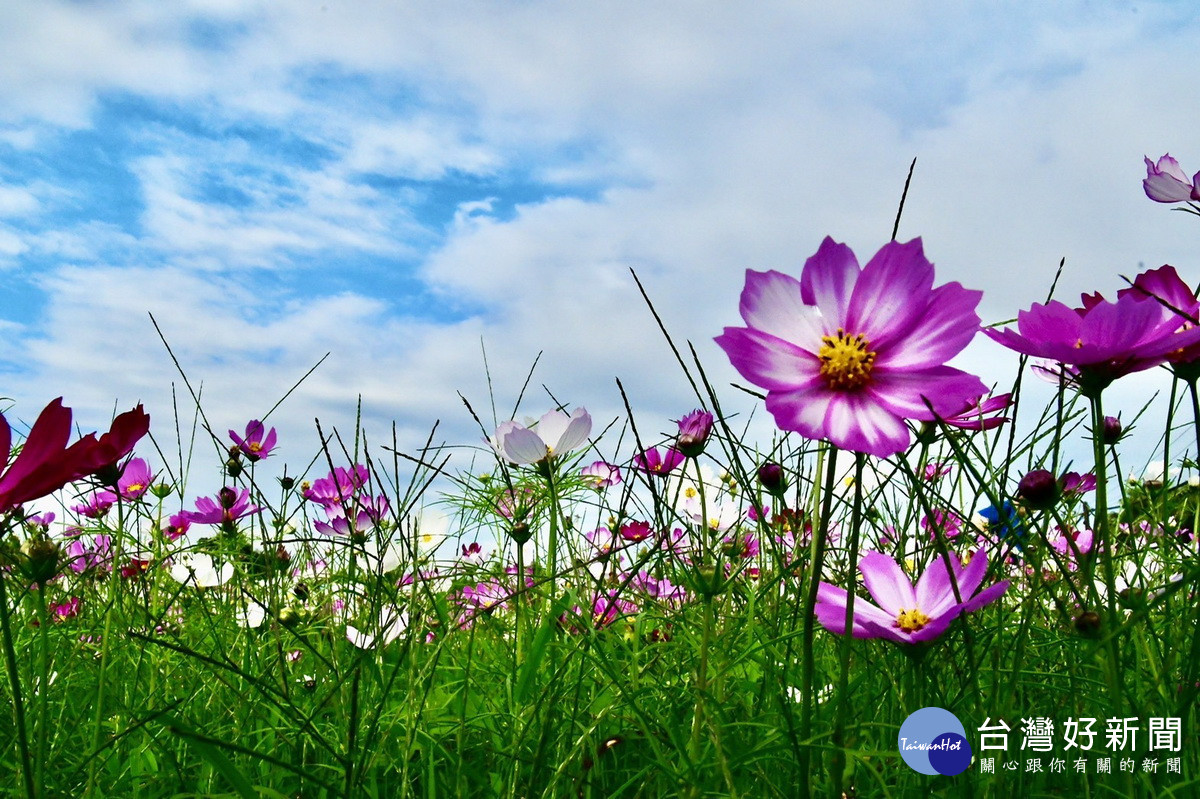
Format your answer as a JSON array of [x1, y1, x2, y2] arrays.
[[633, 446, 684, 476], [229, 420, 278, 461], [985, 287, 1200, 396], [114, 457, 153, 501], [716, 237, 987, 458], [0, 399, 149, 514], [303, 465, 369, 508], [935, 393, 1012, 431], [815, 550, 1008, 644], [491, 408, 592, 465], [675, 409, 714, 457], [619, 520, 654, 543], [1118, 265, 1200, 379], [182, 487, 260, 529], [1143, 154, 1200, 203], [581, 460, 622, 487], [163, 512, 190, 541], [921, 508, 963, 540]]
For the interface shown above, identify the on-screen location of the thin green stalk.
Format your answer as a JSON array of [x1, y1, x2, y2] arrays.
[[832, 453, 864, 795], [1088, 393, 1125, 713], [34, 582, 49, 799], [799, 446, 839, 799], [0, 563, 36, 799], [86, 498, 128, 798]]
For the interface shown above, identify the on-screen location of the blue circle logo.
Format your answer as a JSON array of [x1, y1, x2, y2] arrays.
[[897, 707, 972, 775]]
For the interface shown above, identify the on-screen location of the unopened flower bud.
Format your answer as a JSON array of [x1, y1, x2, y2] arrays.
[[1074, 611, 1102, 637], [226, 458, 243, 477], [218, 487, 239, 509], [1102, 415, 1123, 445], [150, 482, 174, 500], [675, 410, 714, 458], [757, 462, 787, 496], [279, 476, 295, 491], [22, 539, 61, 585], [508, 521, 532, 545], [1017, 469, 1058, 510]]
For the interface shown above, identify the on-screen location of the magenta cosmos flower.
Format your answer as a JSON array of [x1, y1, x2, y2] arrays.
[[0, 398, 149, 514], [1143, 154, 1200, 203], [230, 420, 278, 461], [633, 446, 684, 476], [675, 409, 714, 457], [182, 487, 260, 529], [815, 550, 1008, 644], [984, 285, 1200, 396], [716, 238, 987, 458]]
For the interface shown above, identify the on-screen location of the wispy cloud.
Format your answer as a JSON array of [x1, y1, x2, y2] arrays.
[[0, 0, 1196, 498]]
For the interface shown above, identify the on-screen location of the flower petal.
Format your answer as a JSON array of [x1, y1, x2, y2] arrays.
[[799, 237, 859, 330], [874, 281, 982, 370], [715, 327, 821, 391], [858, 551, 916, 615], [739, 269, 828, 345], [845, 239, 935, 349]]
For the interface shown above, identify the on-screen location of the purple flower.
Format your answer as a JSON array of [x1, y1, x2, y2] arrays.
[[581, 460, 622, 488], [303, 465, 369, 509], [1059, 471, 1096, 495], [115, 457, 154, 500], [921, 508, 963, 540], [1118, 265, 1200, 379], [935, 393, 1012, 431], [182, 487, 260, 529], [0, 399, 148, 514], [1143, 154, 1200, 203], [815, 550, 1008, 644], [491, 408, 592, 465], [715, 237, 987, 458], [229, 420, 278, 461], [633, 446, 684, 476], [984, 288, 1200, 396], [163, 512, 190, 541], [675, 409, 714, 457]]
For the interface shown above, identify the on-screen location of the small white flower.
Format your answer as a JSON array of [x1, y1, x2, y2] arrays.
[[169, 553, 233, 588], [346, 606, 409, 649]]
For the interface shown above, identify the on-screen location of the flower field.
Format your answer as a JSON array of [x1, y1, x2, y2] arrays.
[[2, 159, 1200, 798]]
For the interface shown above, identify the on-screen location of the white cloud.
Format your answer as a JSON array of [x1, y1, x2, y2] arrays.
[[1, 0, 1199, 510]]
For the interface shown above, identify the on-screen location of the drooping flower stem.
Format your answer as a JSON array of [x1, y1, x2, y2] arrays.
[[798, 445, 839, 799], [0, 541, 36, 799], [832, 453, 864, 793], [1088, 392, 1125, 710]]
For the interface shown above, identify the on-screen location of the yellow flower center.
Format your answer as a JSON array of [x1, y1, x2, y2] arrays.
[[895, 607, 931, 633], [126, 483, 144, 494], [249, 442, 262, 452], [818, 329, 876, 390]]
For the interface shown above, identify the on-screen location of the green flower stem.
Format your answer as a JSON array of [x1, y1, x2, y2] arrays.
[[34, 582, 49, 799], [832, 453, 864, 794], [0, 557, 36, 799], [1089, 393, 1125, 711], [799, 445, 839, 799], [86, 499, 127, 798]]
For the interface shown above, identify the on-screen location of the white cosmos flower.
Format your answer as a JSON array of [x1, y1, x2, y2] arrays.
[[169, 553, 233, 588], [346, 606, 409, 649], [491, 408, 592, 464]]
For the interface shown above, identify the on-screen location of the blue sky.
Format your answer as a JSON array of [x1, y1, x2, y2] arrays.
[[1, 0, 1198, 496]]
